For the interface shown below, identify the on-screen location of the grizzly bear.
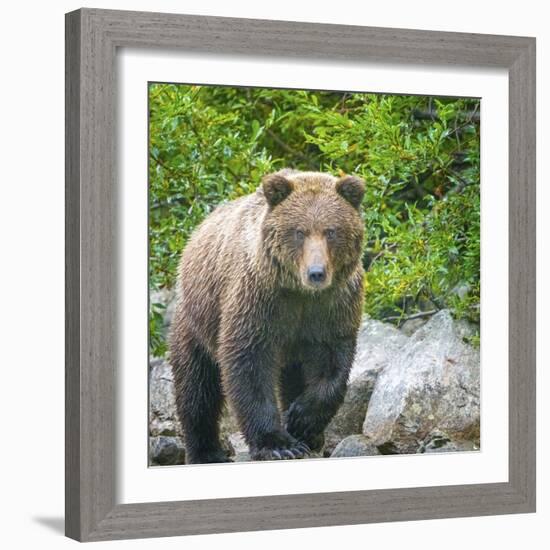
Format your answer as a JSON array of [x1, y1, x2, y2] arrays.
[[169, 169, 365, 463]]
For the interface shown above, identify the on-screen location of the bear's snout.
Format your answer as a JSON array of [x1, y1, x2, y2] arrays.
[[300, 234, 332, 290], [307, 265, 327, 285]]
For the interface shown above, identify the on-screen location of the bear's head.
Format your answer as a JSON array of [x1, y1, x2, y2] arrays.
[[261, 169, 365, 292]]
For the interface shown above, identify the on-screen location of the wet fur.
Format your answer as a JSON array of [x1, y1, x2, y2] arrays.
[[169, 170, 365, 463]]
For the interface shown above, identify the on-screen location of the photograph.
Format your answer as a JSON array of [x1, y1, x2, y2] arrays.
[[1, 0, 541, 546], [148, 83, 481, 466]]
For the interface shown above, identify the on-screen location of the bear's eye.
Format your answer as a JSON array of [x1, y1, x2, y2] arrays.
[[325, 228, 336, 240], [295, 229, 305, 242]]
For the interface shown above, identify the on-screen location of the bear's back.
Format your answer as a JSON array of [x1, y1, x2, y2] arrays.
[[171, 191, 267, 354]]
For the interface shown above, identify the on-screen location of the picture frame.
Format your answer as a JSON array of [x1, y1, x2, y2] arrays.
[[65, 7, 536, 542]]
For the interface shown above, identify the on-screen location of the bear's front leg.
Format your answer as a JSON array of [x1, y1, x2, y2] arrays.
[[285, 339, 356, 452], [218, 335, 310, 461]]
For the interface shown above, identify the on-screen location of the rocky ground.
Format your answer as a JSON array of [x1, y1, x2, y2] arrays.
[[149, 290, 480, 465]]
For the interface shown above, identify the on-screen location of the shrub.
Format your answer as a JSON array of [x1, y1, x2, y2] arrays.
[[149, 84, 480, 356]]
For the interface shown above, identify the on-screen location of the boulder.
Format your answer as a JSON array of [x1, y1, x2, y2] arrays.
[[351, 316, 409, 381], [219, 405, 241, 437], [149, 357, 242, 459], [330, 435, 380, 458], [363, 310, 480, 454], [228, 433, 251, 462], [149, 357, 182, 437], [400, 317, 428, 336], [148, 309, 480, 463], [149, 435, 185, 465], [323, 372, 375, 455], [323, 317, 408, 455], [419, 429, 479, 454]]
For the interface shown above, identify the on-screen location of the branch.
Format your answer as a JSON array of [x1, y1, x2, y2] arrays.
[[265, 128, 318, 170], [366, 243, 398, 270], [150, 196, 190, 210], [445, 103, 480, 139], [412, 108, 480, 124], [382, 309, 439, 324], [150, 154, 183, 181]]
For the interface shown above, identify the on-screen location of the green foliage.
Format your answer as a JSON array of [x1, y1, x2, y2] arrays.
[[149, 84, 480, 356]]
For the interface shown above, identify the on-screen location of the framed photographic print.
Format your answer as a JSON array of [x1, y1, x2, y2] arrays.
[[65, 8, 536, 542]]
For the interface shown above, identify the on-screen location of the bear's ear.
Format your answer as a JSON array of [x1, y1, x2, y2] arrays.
[[336, 175, 365, 209], [262, 173, 294, 207]]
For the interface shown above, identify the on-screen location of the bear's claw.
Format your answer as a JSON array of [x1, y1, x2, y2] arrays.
[[252, 443, 311, 461]]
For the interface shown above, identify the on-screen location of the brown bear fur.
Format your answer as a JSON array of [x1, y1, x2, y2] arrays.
[[169, 169, 365, 463]]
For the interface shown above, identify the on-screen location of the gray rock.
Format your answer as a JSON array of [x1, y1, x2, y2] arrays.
[[228, 432, 248, 454], [419, 430, 479, 454], [330, 435, 380, 458], [324, 317, 408, 455], [148, 311, 480, 462], [351, 317, 409, 381], [451, 282, 471, 301], [228, 432, 251, 462], [363, 310, 480, 454], [149, 356, 241, 458], [324, 372, 376, 455], [149, 436, 185, 465], [400, 317, 428, 336], [455, 318, 479, 341], [149, 357, 182, 437], [219, 405, 241, 438], [423, 442, 478, 453]]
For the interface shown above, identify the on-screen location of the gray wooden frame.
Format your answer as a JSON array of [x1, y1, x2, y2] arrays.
[[65, 7, 536, 542]]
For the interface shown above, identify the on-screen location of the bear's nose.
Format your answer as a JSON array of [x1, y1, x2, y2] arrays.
[[307, 265, 326, 284]]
